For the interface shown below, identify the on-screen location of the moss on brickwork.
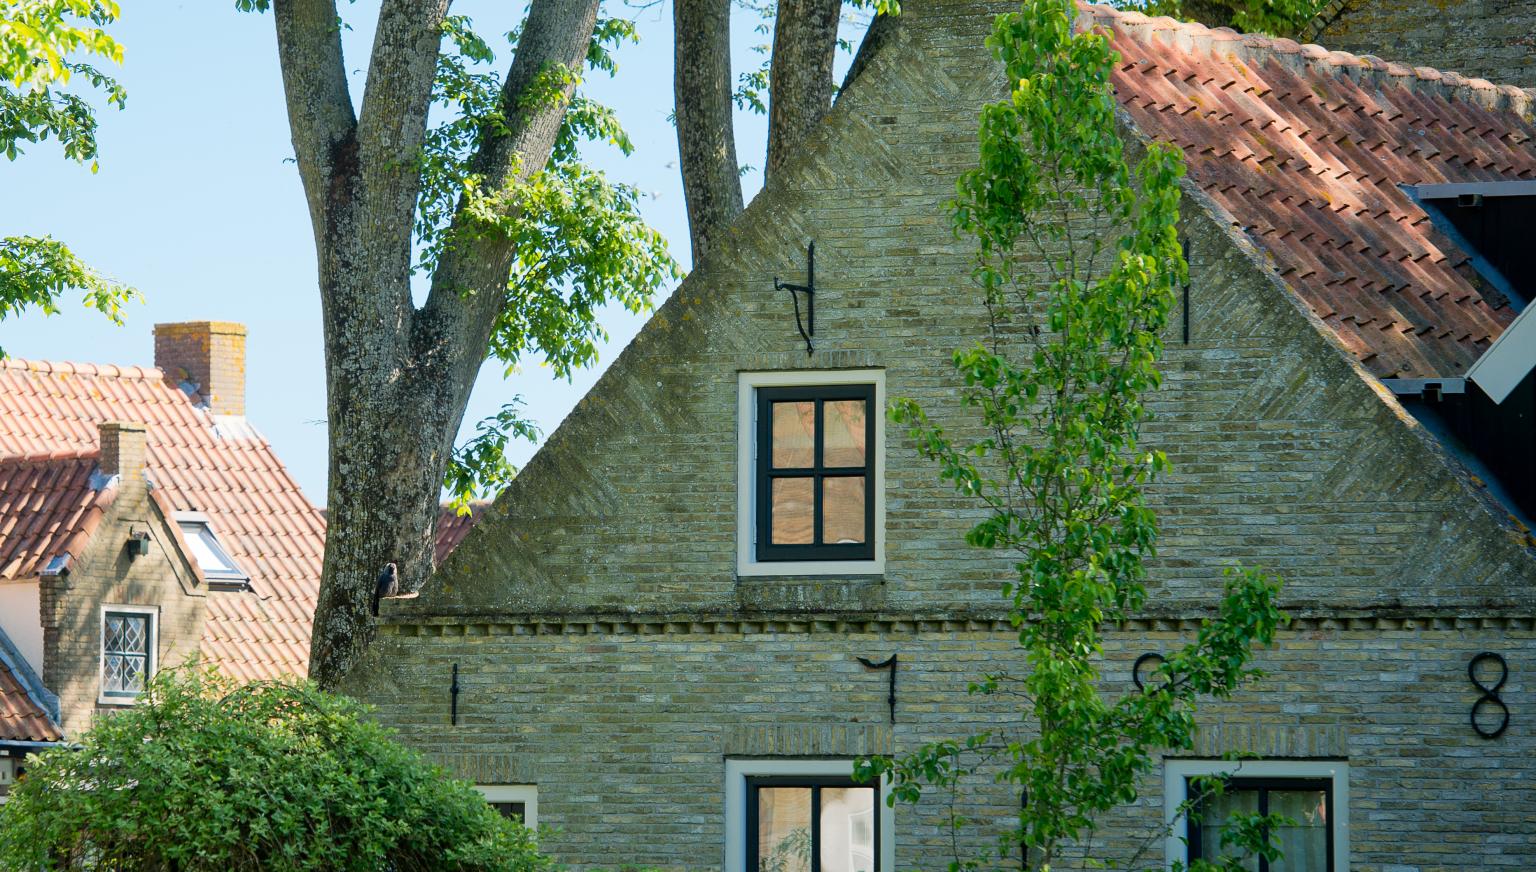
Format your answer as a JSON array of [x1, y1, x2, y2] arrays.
[[1313, 0, 1536, 87]]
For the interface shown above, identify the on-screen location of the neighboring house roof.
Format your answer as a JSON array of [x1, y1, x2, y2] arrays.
[[0, 451, 112, 581], [434, 501, 489, 565], [0, 657, 60, 743], [0, 359, 325, 682], [0, 357, 492, 690], [1094, 5, 1536, 379], [0, 620, 60, 743]]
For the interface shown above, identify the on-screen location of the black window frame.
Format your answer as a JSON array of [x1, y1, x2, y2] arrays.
[[746, 774, 881, 872], [101, 609, 154, 700], [488, 801, 526, 822], [755, 383, 876, 563], [1187, 776, 1335, 872]]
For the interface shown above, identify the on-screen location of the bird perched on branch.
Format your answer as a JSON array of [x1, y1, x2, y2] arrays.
[[372, 562, 399, 617]]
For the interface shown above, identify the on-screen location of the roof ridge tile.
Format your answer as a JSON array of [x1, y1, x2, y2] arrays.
[[1079, 3, 1536, 117]]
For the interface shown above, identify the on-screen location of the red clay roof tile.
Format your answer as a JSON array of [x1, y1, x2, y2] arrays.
[[1088, 4, 1536, 377]]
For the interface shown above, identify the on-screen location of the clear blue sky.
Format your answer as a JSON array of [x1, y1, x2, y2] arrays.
[[0, 1, 867, 505]]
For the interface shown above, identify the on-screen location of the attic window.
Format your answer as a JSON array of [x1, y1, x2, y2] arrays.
[[175, 514, 249, 589], [1408, 180, 1536, 310]]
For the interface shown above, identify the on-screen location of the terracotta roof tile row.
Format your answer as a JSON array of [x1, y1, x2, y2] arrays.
[[0, 452, 112, 581], [1088, 4, 1536, 377], [0, 651, 60, 742]]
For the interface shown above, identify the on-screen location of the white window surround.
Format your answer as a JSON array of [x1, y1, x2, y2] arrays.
[[98, 604, 158, 707], [737, 369, 886, 577], [474, 784, 539, 830], [724, 757, 894, 872], [1163, 758, 1349, 870]]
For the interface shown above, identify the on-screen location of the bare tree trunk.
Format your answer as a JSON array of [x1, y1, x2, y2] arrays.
[[764, 0, 840, 184], [674, 0, 743, 266], [271, 0, 602, 690]]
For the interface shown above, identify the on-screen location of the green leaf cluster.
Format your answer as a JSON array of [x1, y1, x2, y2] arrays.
[[0, 1, 138, 350], [862, 1, 1286, 868], [422, 12, 679, 504], [0, 0, 126, 164], [0, 666, 556, 871], [0, 234, 138, 357]]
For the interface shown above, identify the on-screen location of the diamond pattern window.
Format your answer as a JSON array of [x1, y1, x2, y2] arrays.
[[101, 607, 156, 702]]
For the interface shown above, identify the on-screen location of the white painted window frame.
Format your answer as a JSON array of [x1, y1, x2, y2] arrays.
[[1163, 758, 1349, 870], [98, 604, 158, 706], [737, 369, 886, 577], [474, 784, 539, 830], [724, 758, 894, 872]]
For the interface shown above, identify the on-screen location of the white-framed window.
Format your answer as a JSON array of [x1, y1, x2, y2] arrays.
[[724, 758, 894, 872], [474, 784, 538, 830], [99, 604, 157, 705], [737, 370, 885, 576], [174, 511, 250, 590], [1164, 759, 1349, 872]]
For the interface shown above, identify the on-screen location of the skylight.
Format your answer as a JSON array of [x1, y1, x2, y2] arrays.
[[176, 517, 249, 588]]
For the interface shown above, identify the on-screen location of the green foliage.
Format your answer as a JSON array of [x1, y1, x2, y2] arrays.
[[421, 12, 679, 505], [0, 1, 138, 351], [858, 1, 1285, 868], [444, 399, 541, 515], [0, 667, 555, 871], [0, 235, 140, 355], [0, 0, 126, 164], [1111, 0, 1326, 36]]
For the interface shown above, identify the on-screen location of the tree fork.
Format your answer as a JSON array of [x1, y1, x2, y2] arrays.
[[765, 0, 841, 184]]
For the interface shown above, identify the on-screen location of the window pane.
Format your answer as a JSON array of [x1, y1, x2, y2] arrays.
[[490, 801, 525, 822], [122, 655, 146, 693], [772, 402, 816, 469], [822, 477, 866, 544], [820, 787, 876, 872], [1196, 789, 1260, 870], [1269, 789, 1329, 872], [771, 478, 814, 545], [121, 615, 147, 654], [758, 788, 812, 872], [105, 615, 124, 653], [823, 400, 866, 468]]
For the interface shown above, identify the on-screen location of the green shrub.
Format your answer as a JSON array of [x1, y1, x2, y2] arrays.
[[0, 667, 554, 871]]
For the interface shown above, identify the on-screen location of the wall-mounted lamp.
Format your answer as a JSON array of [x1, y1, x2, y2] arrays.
[[126, 530, 151, 559]]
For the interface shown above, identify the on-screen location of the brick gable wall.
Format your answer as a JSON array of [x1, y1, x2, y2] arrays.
[[347, 1, 1536, 867]]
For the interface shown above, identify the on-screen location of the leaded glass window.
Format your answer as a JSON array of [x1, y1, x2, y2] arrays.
[[102, 610, 153, 699]]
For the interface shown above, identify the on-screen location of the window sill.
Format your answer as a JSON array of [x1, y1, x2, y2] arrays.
[[736, 559, 884, 578], [97, 694, 143, 707]]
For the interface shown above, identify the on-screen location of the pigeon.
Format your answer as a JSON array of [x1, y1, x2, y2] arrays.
[[372, 562, 399, 617]]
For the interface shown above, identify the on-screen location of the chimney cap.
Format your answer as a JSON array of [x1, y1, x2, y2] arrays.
[[152, 321, 247, 337]]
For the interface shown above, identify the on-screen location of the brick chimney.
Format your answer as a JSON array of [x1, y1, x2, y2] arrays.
[[98, 421, 148, 494], [153, 322, 247, 416]]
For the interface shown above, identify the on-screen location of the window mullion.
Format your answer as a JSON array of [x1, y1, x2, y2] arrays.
[[810, 785, 822, 872], [813, 399, 825, 547]]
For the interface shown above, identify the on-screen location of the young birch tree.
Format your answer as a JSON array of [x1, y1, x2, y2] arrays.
[[240, 0, 676, 689], [858, 1, 1287, 868]]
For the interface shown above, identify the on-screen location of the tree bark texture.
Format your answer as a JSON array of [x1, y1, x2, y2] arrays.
[[674, 0, 743, 266], [764, 0, 840, 185], [271, 0, 602, 690]]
